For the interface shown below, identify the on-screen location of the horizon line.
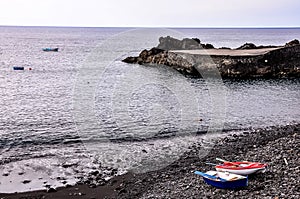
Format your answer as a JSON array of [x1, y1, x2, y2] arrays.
[[1, 25, 300, 29]]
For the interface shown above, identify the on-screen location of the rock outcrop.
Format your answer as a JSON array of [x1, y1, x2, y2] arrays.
[[123, 47, 198, 75], [285, 39, 300, 47], [122, 37, 300, 78], [157, 36, 214, 50], [236, 43, 279, 50], [236, 43, 258, 50], [211, 45, 300, 78]]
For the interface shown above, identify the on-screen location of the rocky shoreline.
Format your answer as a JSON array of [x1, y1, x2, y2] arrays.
[[117, 124, 300, 199], [123, 36, 300, 78], [1, 123, 299, 198]]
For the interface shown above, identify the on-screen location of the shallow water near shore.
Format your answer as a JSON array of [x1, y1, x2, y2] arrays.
[[0, 26, 300, 193]]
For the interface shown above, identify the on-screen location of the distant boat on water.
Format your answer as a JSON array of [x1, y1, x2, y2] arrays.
[[13, 66, 24, 70], [42, 48, 59, 52]]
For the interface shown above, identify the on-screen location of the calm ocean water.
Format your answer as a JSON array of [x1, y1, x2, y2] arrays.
[[0, 26, 299, 192]]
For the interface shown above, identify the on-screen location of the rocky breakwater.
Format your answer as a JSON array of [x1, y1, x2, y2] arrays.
[[123, 37, 300, 78]]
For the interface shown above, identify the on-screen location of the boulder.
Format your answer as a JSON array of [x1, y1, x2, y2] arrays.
[[236, 43, 257, 50], [285, 39, 300, 47], [157, 36, 202, 50], [157, 36, 183, 50], [147, 47, 165, 56], [156, 36, 215, 50], [201, 43, 215, 49], [192, 38, 201, 44], [47, 187, 57, 193], [122, 56, 138, 64]]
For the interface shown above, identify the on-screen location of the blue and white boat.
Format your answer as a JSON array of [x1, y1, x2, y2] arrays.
[[42, 48, 59, 52], [195, 170, 248, 189]]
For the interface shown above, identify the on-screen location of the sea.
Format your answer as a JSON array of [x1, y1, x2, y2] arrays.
[[0, 26, 299, 193]]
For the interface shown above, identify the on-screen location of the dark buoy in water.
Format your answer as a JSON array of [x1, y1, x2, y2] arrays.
[[29, 67, 32, 70]]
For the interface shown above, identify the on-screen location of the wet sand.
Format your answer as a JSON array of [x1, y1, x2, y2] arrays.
[[0, 173, 133, 199], [1, 123, 299, 199]]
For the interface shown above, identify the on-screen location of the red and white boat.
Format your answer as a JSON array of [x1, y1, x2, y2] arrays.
[[215, 161, 267, 175]]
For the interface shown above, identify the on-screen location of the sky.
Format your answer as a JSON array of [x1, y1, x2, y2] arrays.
[[0, 0, 299, 27]]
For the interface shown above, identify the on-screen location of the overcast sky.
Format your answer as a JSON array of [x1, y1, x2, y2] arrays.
[[0, 0, 299, 27]]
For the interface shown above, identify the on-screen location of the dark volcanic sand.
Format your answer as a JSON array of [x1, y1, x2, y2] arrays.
[[1, 124, 299, 199]]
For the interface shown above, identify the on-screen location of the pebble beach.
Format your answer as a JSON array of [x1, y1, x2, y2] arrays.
[[1, 123, 299, 199]]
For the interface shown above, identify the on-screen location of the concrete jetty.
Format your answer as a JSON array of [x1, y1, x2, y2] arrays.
[[123, 37, 300, 78], [172, 48, 280, 56]]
